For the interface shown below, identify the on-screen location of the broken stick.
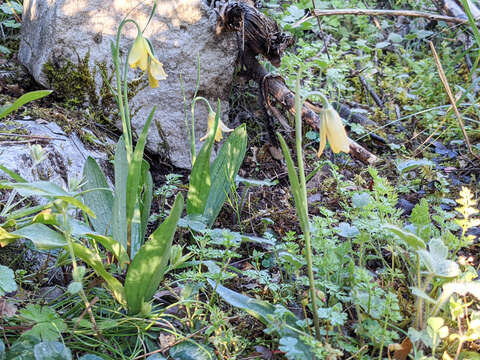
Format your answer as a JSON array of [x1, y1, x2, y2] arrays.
[[294, 8, 473, 28]]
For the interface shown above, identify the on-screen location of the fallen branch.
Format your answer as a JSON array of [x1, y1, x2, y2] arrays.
[[293, 8, 472, 28], [217, 1, 379, 164]]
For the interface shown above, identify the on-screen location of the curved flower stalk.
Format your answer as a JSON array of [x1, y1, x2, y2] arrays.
[[192, 96, 233, 143], [105, 3, 169, 259], [107, 2, 165, 159], [276, 72, 351, 341]]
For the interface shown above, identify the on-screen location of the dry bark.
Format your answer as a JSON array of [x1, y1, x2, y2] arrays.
[[245, 53, 379, 164], [215, 1, 293, 67]]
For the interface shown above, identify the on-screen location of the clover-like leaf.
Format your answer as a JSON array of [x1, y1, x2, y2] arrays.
[[352, 192, 371, 209], [20, 305, 67, 341]]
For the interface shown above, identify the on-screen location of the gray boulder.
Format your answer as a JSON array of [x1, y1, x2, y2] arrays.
[[19, 0, 237, 168], [0, 119, 109, 187]]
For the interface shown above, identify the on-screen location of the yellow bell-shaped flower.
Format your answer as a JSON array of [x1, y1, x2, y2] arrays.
[[128, 35, 150, 71], [129, 34, 167, 88], [147, 58, 168, 88], [200, 111, 233, 142], [317, 107, 350, 157]]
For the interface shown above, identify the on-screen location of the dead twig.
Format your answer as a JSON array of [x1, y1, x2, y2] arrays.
[[133, 325, 209, 359], [433, 0, 480, 20], [0, 140, 50, 145], [0, 133, 65, 141], [293, 8, 473, 28], [429, 41, 479, 160], [71, 296, 103, 341], [359, 75, 384, 108], [311, 0, 331, 60]]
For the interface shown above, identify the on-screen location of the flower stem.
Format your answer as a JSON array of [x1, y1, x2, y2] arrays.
[[294, 70, 321, 341]]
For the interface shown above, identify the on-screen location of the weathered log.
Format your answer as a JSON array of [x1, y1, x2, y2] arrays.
[[217, 1, 378, 164], [215, 1, 293, 67], [432, 0, 480, 20]]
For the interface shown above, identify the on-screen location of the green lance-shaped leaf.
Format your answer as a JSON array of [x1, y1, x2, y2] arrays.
[[384, 223, 426, 250], [85, 233, 130, 269], [0, 164, 27, 182], [82, 157, 113, 236], [203, 124, 247, 226], [125, 193, 184, 314], [130, 159, 153, 259], [208, 279, 277, 323], [209, 280, 314, 358], [126, 106, 156, 226], [140, 160, 153, 242], [277, 134, 308, 232], [71, 243, 126, 307], [13, 224, 67, 249], [186, 103, 219, 215], [112, 137, 128, 251], [0, 181, 94, 217], [0, 90, 52, 119]]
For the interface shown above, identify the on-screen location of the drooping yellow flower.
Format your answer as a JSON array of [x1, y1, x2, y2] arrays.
[[200, 111, 233, 142], [317, 107, 350, 157], [128, 35, 150, 71], [129, 33, 167, 88], [147, 58, 167, 88]]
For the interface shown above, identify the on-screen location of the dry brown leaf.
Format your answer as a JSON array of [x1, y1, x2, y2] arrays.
[[158, 332, 175, 348], [0, 297, 17, 318], [388, 337, 412, 360], [268, 145, 283, 161]]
